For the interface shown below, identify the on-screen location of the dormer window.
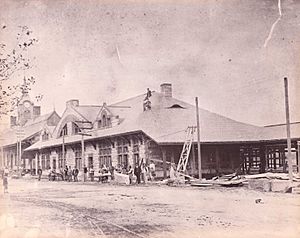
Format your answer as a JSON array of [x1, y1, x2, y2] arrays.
[[98, 111, 112, 129], [42, 132, 49, 141], [59, 125, 68, 137], [102, 114, 107, 127], [72, 122, 81, 135]]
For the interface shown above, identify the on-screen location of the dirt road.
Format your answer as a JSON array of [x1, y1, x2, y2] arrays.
[[0, 179, 299, 238]]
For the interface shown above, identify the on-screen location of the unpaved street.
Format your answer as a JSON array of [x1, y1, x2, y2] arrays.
[[0, 179, 299, 238]]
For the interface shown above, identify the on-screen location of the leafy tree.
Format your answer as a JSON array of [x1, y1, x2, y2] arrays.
[[0, 25, 38, 116]]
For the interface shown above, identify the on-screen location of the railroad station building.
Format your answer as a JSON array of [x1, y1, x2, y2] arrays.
[[1, 83, 300, 178]]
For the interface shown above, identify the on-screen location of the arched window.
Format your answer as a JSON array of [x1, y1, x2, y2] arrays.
[[98, 120, 102, 128], [102, 114, 107, 127]]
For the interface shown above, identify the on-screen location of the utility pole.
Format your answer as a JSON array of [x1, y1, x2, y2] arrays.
[[62, 131, 65, 167], [284, 77, 293, 181], [298, 141, 300, 174], [16, 140, 19, 170], [81, 134, 85, 168], [195, 97, 202, 180], [19, 139, 22, 172]]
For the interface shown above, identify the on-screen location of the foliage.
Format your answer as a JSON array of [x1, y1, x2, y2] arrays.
[[0, 25, 38, 116]]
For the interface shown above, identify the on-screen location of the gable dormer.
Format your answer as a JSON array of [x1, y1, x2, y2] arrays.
[[40, 126, 55, 141], [95, 103, 120, 129], [53, 108, 85, 138]]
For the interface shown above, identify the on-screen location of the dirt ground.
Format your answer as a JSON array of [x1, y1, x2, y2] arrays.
[[0, 178, 299, 238]]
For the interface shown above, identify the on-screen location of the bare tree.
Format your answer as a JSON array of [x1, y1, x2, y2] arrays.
[[0, 25, 38, 116]]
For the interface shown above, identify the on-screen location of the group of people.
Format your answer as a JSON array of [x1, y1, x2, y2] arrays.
[[127, 160, 156, 184], [63, 166, 80, 182], [1, 159, 157, 187], [36, 166, 80, 182]]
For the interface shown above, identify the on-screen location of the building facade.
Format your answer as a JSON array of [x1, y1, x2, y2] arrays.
[[0, 91, 60, 172], [1, 83, 300, 178]]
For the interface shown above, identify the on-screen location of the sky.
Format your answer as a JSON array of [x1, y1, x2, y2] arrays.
[[1, 0, 300, 128]]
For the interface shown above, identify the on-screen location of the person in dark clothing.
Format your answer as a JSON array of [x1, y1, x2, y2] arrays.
[[134, 164, 141, 184], [64, 166, 68, 181], [73, 167, 79, 182], [37, 167, 43, 181], [83, 166, 88, 182], [68, 166, 72, 182]]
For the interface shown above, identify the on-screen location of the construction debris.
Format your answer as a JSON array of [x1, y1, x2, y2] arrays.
[[189, 172, 300, 192], [245, 172, 300, 181]]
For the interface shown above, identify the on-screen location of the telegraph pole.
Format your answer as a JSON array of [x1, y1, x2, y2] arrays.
[[298, 141, 300, 174], [75, 120, 93, 170], [284, 77, 293, 181], [62, 131, 65, 167], [195, 97, 202, 180], [81, 134, 85, 167], [19, 139, 22, 171], [16, 140, 19, 170]]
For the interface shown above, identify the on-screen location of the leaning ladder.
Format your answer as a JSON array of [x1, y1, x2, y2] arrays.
[[176, 126, 196, 174]]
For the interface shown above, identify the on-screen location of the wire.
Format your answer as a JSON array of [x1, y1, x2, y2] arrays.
[[155, 129, 186, 139]]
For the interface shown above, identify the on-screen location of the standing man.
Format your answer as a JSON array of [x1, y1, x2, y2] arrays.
[[83, 165, 88, 182], [48, 167, 52, 181], [37, 167, 43, 181], [127, 165, 134, 184], [64, 165, 68, 181], [134, 164, 141, 184], [73, 167, 79, 182], [68, 166, 72, 182]]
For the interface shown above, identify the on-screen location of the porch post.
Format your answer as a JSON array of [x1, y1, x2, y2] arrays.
[[29, 158, 33, 173], [162, 148, 167, 179], [35, 153, 38, 175], [39, 153, 42, 169], [171, 149, 175, 164], [259, 145, 266, 173], [215, 146, 220, 175]]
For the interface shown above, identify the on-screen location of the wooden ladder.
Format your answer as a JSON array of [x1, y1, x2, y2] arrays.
[[176, 126, 196, 174]]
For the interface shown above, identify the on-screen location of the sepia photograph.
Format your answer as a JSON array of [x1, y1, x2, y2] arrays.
[[0, 0, 300, 237]]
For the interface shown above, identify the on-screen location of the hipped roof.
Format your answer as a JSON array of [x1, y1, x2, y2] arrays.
[[24, 91, 300, 152]]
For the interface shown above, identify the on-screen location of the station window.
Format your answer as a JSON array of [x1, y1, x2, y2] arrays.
[[99, 142, 112, 168], [117, 140, 129, 169], [74, 149, 82, 169]]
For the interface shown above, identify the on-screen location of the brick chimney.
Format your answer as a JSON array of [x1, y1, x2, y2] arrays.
[[10, 116, 17, 128], [66, 99, 79, 108], [33, 106, 41, 118], [160, 83, 172, 98]]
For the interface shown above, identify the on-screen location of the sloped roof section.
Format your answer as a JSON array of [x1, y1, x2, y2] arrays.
[[24, 111, 60, 126], [0, 111, 60, 147], [73, 105, 101, 123]]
